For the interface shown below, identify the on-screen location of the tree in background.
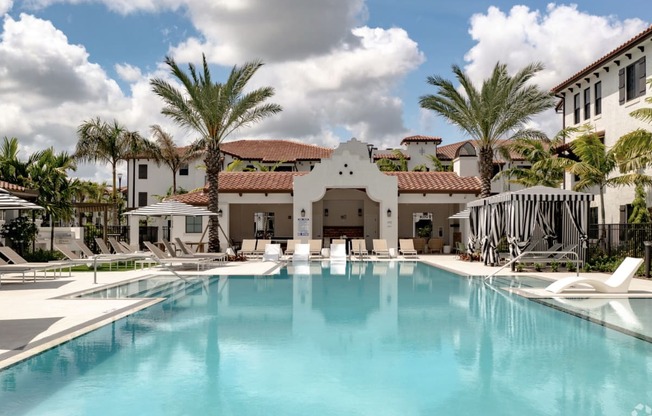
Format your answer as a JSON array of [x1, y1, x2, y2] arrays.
[[149, 124, 203, 194], [420, 62, 555, 197], [76, 117, 153, 225], [150, 54, 282, 252]]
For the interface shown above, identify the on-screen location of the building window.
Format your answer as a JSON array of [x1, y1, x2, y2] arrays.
[[138, 164, 148, 179], [594, 82, 602, 115], [573, 93, 580, 124], [619, 56, 646, 104], [185, 216, 202, 233], [138, 192, 148, 207], [583, 87, 590, 120], [179, 163, 189, 176]]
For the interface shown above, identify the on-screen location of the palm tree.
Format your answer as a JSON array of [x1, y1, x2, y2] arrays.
[[376, 150, 408, 172], [149, 125, 203, 194], [495, 128, 576, 188], [150, 54, 282, 252], [0, 137, 31, 185], [629, 79, 652, 123], [564, 131, 652, 238], [75, 117, 152, 224], [26, 148, 79, 249], [419, 62, 555, 197]]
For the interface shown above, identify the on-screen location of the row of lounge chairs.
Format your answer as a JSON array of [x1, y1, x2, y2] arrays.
[[238, 238, 421, 260]]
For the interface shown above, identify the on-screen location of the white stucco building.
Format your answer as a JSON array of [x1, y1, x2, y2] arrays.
[[552, 25, 652, 223]]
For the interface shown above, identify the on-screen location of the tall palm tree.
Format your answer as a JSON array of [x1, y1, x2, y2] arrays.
[[419, 62, 555, 197], [75, 117, 152, 224], [149, 125, 203, 194], [150, 54, 282, 252]]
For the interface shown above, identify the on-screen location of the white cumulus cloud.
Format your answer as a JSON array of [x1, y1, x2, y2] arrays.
[[458, 4, 650, 136]]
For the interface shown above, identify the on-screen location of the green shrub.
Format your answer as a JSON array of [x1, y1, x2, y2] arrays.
[[23, 249, 63, 262], [566, 261, 576, 272], [550, 261, 559, 272], [534, 263, 543, 272]]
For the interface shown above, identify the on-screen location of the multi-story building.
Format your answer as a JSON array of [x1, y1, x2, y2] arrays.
[[552, 25, 652, 223]]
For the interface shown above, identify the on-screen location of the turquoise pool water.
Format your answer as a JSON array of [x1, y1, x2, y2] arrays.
[[1, 261, 651, 415]]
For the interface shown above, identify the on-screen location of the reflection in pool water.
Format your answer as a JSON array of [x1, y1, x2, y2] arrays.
[[1, 261, 651, 416]]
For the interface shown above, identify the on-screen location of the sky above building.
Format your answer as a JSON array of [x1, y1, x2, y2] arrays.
[[0, 0, 651, 181]]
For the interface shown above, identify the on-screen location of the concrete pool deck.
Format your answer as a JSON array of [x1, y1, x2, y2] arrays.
[[2, 254, 652, 369]]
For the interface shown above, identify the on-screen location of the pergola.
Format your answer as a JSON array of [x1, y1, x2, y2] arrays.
[[467, 186, 594, 265]]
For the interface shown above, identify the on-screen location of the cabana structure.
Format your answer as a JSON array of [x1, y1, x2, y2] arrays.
[[467, 186, 594, 266]]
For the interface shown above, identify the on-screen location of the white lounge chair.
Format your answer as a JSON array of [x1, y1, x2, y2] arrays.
[[143, 241, 214, 270], [292, 243, 310, 262], [262, 244, 282, 262], [285, 239, 299, 256], [330, 243, 347, 262], [399, 239, 418, 258], [174, 237, 226, 261], [350, 239, 369, 259], [309, 239, 323, 258], [94, 237, 113, 255], [545, 257, 643, 294], [372, 239, 390, 258], [240, 239, 258, 258]]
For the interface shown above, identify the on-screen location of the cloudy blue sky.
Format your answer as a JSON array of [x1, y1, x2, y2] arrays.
[[0, 0, 651, 181]]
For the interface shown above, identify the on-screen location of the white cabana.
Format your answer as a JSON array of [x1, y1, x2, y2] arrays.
[[467, 186, 594, 266]]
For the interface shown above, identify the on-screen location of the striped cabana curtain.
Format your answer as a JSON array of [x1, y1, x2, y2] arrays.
[[507, 199, 537, 260]]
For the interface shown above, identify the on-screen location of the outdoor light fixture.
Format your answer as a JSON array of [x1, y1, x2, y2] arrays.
[[217, 208, 223, 217], [324, 208, 329, 217], [387, 208, 392, 217], [358, 208, 362, 216], [301, 208, 306, 217]]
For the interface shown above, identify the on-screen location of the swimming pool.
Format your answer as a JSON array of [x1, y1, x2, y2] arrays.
[[1, 261, 651, 415]]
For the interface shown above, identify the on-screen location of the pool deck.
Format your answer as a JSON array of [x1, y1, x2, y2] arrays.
[[1, 255, 652, 369]]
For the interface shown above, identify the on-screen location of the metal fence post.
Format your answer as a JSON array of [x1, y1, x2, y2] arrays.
[[644, 241, 652, 279]]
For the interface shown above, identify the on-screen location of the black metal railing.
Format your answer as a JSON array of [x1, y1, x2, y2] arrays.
[[587, 223, 652, 259]]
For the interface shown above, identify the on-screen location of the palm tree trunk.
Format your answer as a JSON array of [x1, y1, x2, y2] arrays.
[[478, 146, 494, 198], [206, 148, 221, 252]]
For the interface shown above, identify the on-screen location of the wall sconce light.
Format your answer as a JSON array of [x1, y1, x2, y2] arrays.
[[301, 208, 306, 218], [217, 208, 223, 217], [386, 208, 392, 217], [324, 208, 329, 217], [358, 208, 362, 216]]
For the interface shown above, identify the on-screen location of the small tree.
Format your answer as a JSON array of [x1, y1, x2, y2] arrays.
[[0, 216, 38, 256], [628, 183, 652, 223]]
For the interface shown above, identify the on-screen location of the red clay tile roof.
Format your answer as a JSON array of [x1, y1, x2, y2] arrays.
[[0, 180, 38, 197], [172, 171, 481, 204], [220, 140, 333, 162], [373, 150, 410, 160], [436, 141, 469, 160], [0, 180, 27, 192], [387, 172, 481, 193], [551, 25, 652, 93], [400, 135, 443, 145], [435, 140, 524, 162]]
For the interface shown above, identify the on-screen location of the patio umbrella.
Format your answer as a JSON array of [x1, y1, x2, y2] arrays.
[[123, 200, 217, 217], [0, 188, 44, 210]]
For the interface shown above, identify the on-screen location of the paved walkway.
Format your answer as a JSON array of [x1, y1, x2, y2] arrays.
[[1, 255, 652, 369]]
